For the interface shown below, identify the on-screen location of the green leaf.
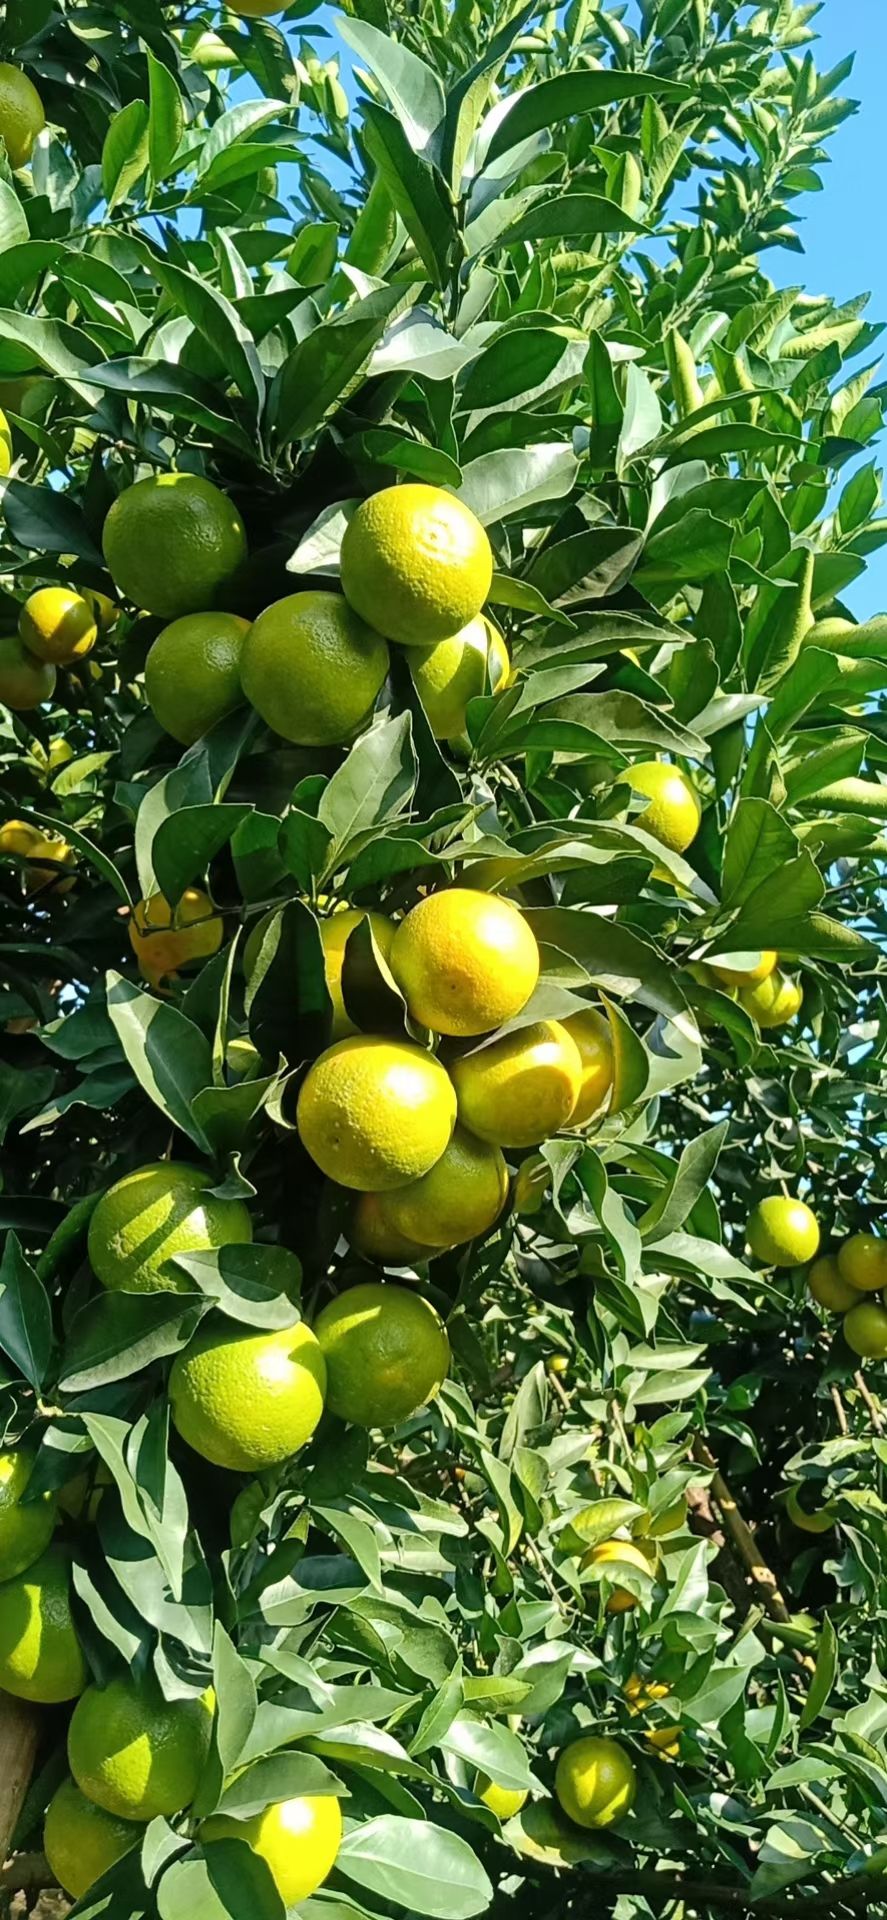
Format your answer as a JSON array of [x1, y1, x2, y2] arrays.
[[526, 906, 687, 1021], [58, 1290, 206, 1392], [77, 360, 256, 459], [147, 49, 185, 185], [483, 70, 690, 166], [799, 1614, 837, 1731], [337, 1817, 492, 1918], [0, 181, 29, 252], [152, 806, 251, 909], [197, 99, 290, 176], [245, 901, 332, 1067], [0, 1234, 52, 1390], [1, 480, 103, 564], [102, 100, 150, 211], [459, 329, 573, 412], [441, 1715, 537, 1793], [212, 1622, 258, 1778], [313, 1504, 383, 1591], [216, 1753, 342, 1817], [456, 445, 578, 524], [128, 237, 264, 419], [317, 712, 417, 866], [272, 285, 411, 446], [498, 191, 649, 246], [361, 103, 456, 287], [639, 1122, 729, 1240], [617, 364, 663, 465], [105, 972, 213, 1151], [339, 17, 445, 151], [441, 0, 537, 190], [170, 1246, 302, 1330]]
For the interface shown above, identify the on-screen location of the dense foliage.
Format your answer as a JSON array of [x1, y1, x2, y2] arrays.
[[1, 0, 887, 1914]]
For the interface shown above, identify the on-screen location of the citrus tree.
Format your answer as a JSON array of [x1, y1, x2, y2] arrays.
[[1, 0, 887, 1914]]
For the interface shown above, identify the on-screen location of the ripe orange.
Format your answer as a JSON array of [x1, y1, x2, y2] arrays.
[[450, 1020, 582, 1148], [320, 909, 395, 1039], [202, 1794, 342, 1903], [19, 587, 97, 664], [340, 484, 493, 646], [739, 970, 803, 1029], [624, 762, 701, 853], [390, 889, 539, 1037], [297, 1036, 456, 1190], [582, 1537, 653, 1613], [562, 1008, 614, 1125], [129, 888, 223, 986], [709, 950, 777, 988]]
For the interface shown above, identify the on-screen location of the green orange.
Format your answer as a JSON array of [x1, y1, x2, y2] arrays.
[[88, 1160, 252, 1295], [102, 473, 247, 618], [44, 1779, 141, 1900], [240, 591, 388, 745], [410, 615, 510, 739], [807, 1254, 861, 1314], [0, 634, 56, 710], [144, 611, 249, 744], [747, 1196, 820, 1268], [0, 1545, 86, 1703], [0, 1448, 56, 1580], [844, 1299, 887, 1359], [837, 1233, 887, 1294], [68, 1674, 214, 1821], [170, 1320, 326, 1470], [320, 908, 395, 1039], [555, 1737, 637, 1830], [0, 63, 45, 169], [350, 1193, 434, 1266], [314, 1280, 450, 1428], [379, 1124, 508, 1249]]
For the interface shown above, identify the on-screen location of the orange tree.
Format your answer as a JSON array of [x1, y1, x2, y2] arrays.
[[1, 0, 887, 1914]]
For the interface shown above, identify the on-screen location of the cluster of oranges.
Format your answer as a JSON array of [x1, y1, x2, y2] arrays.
[[0, 583, 105, 713], [294, 888, 615, 1260]]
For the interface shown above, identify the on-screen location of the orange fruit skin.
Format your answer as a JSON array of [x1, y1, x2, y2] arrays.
[[451, 1020, 582, 1149], [102, 473, 247, 619], [390, 889, 539, 1038], [582, 1537, 653, 1614], [340, 484, 493, 647], [624, 762, 701, 853], [313, 1280, 450, 1428], [202, 1794, 342, 1904], [129, 888, 223, 986], [555, 1737, 637, 1830], [709, 950, 777, 988], [144, 611, 249, 745], [844, 1300, 887, 1359], [0, 64, 45, 169], [808, 1254, 861, 1314], [838, 1234, 887, 1294], [19, 587, 97, 664], [380, 1124, 508, 1249]]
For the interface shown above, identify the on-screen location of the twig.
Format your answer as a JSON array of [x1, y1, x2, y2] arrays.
[[854, 1370, 885, 1435], [692, 1439, 793, 1624], [831, 1384, 850, 1436]]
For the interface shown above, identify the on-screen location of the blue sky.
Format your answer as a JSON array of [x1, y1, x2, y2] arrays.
[[766, 0, 887, 618]]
